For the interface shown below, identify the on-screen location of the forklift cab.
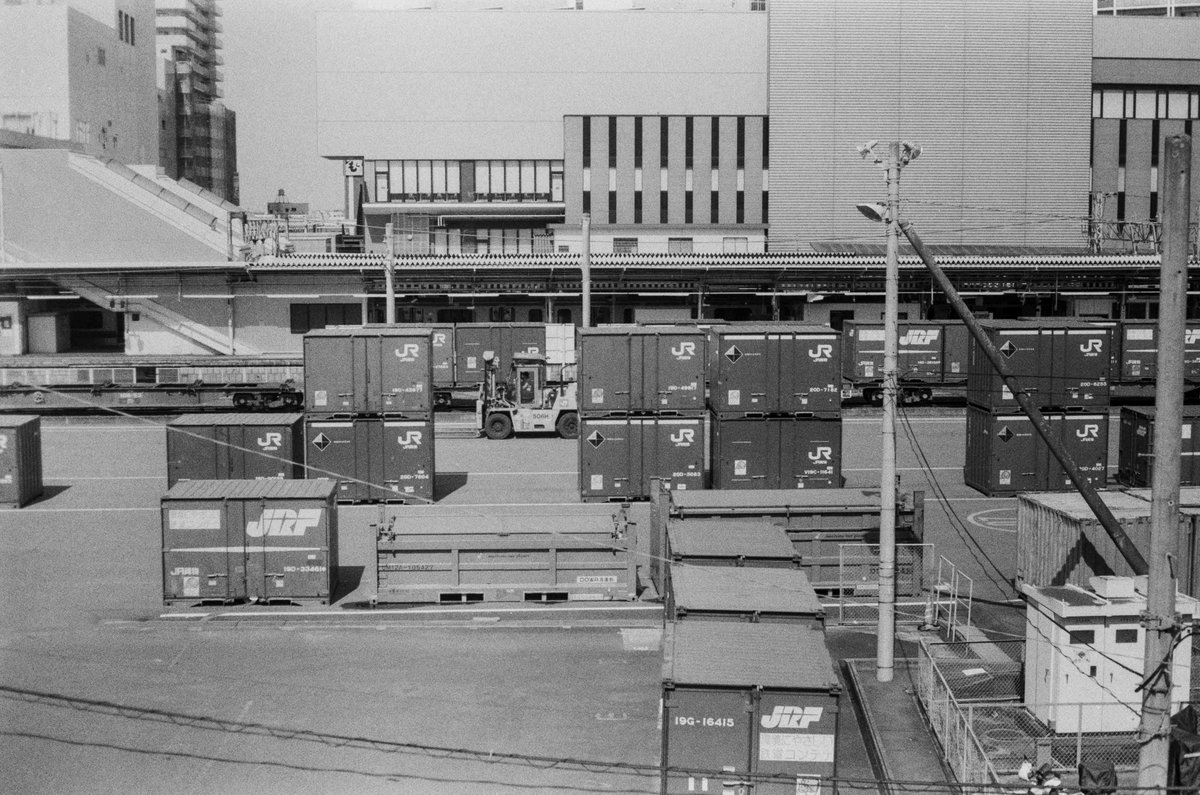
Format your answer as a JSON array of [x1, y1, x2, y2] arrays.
[[513, 356, 545, 409]]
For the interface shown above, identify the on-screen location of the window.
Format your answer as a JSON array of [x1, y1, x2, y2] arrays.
[[634, 117, 643, 168], [711, 117, 720, 162], [608, 116, 617, 168], [556, 308, 573, 323], [1115, 628, 1139, 643], [668, 237, 693, 254], [289, 303, 362, 335], [1068, 629, 1096, 646], [685, 117, 694, 168], [528, 308, 544, 323], [582, 116, 591, 168], [613, 237, 638, 254], [374, 172, 388, 202], [660, 117, 669, 168], [736, 116, 745, 168], [722, 236, 749, 253]]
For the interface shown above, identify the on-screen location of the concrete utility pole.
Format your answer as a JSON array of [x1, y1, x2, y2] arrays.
[[1137, 133, 1192, 792], [858, 139, 920, 683], [581, 213, 592, 327], [384, 222, 396, 324]]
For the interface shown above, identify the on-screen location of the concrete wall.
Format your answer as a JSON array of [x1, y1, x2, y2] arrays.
[[768, 0, 1094, 251], [315, 10, 768, 159]]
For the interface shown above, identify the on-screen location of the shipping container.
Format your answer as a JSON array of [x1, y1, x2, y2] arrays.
[[161, 479, 339, 604], [707, 325, 841, 414], [303, 327, 433, 415], [1117, 406, 1200, 487], [964, 406, 1108, 497], [1114, 321, 1200, 383], [580, 414, 708, 501], [0, 414, 42, 507], [375, 504, 635, 603], [652, 486, 926, 596], [579, 327, 706, 413], [710, 414, 842, 489], [454, 323, 548, 385], [966, 320, 1110, 410], [841, 320, 969, 387], [305, 417, 434, 503], [1015, 491, 1200, 595], [366, 323, 456, 388], [166, 413, 304, 488], [661, 621, 840, 795]]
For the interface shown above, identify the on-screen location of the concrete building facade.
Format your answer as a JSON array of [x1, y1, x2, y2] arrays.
[[0, 0, 158, 165]]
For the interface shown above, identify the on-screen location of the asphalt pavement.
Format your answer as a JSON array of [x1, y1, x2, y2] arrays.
[[0, 406, 1106, 793]]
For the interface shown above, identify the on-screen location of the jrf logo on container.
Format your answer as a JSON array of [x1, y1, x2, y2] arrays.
[[899, 329, 939, 346], [670, 341, 697, 360], [246, 508, 323, 537], [761, 705, 823, 730], [394, 343, 422, 361]]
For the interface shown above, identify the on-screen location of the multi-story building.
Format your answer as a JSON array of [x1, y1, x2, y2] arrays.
[[0, 0, 158, 165], [155, 0, 238, 202]]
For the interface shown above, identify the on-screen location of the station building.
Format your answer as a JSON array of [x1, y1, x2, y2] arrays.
[[1, 1, 1198, 356]]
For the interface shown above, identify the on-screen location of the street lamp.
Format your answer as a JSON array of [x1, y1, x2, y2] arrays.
[[857, 140, 919, 684]]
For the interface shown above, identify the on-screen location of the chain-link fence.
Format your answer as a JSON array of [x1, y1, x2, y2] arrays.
[[824, 543, 935, 626], [917, 638, 1162, 791]]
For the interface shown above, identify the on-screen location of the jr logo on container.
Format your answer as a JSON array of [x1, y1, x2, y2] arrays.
[[1076, 424, 1100, 440], [395, 343, 421, 361], [669, 428, 695, 446], [671, 342, 696, 360], [808, 344, 834, 361], [256, 432, 283, 451], [246, 508, 322, 537], [397, 431, 423, 448], [808, 446, 833, 463], [1079, 339, 1104, 355], [433, 333, 447, 345], [761, 706, 823, 730]]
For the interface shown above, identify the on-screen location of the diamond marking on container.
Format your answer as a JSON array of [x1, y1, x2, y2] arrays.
[[312, 433, 331, 451]]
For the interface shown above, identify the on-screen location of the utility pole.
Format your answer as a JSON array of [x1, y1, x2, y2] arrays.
[[858, 140, 920, 683], [1137, 133, 1192, 792], [384, 221, 396, 324], [581, 213, 592, 328]]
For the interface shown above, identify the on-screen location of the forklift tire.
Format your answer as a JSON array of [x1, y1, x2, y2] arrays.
[[484, 413, 514, 440], [556, 412, 579, 440]]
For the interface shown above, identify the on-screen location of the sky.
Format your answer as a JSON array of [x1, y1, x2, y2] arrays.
[[222, 0, 345, 213]]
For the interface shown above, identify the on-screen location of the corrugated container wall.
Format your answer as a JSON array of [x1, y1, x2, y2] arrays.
[[579, 328, 706, 414], [711, 415, 842, 489], [707, 325, 841, 414], [661, 621, 840, 794], [166, 413, 304, 488], [303, 328, 434, 415], [0, 415, 42, 508], [1016, 491, 1200, 596], [964, 407, 1108, 496], [580, 415, 708, 501], [1118, 406, 1200, 488], [305, 417, 434, 503], [161, 479, 339, 604]]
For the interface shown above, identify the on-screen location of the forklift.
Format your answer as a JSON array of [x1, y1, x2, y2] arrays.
[[476, 351, 579, 439]]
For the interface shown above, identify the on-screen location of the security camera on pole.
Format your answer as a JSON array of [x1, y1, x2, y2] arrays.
[[856, 140, 921, 683]]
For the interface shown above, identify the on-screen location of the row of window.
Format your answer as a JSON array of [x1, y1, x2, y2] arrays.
[[1093, 88, 1200, 120], [289, 303, 362, 335], [610, 236, 750, 254], [582, 189, 767, 225], [582, 116, 768, 171], [117, 10, 137, 45], [1095, 0, 1200, 15], [370, 160, 565, 204], [1067, 627, 1138, 645]]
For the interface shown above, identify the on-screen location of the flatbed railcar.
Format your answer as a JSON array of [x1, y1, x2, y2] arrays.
[[0, 354, 303, 413]]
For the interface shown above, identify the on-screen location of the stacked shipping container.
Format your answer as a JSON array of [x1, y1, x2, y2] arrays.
[[303, 328, 435, 503], [166, 413, 305, 488], [964, 320, 1111, 496], [707, 325, 843, 489], [578, 327, 708, 501]]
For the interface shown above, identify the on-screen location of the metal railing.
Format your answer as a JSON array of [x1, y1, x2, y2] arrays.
[[826, 542, 935, 626], [917, 638, 1184, 791]]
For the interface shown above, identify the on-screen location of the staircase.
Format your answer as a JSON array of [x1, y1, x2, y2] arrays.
[[52, 275, 261, 355]]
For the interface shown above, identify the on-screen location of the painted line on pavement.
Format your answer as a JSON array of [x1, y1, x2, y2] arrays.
[[844, 466, 960, 472], [43, 426, 161, 432], [0, 507, 158, 513], [46, 476, 163, 481], [467, 471, 575, 476]]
